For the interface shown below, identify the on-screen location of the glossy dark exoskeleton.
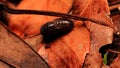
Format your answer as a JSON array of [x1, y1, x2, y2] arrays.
[[40, 18, 74, 43]]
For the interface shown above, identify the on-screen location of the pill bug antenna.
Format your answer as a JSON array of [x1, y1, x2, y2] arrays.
[[0, 2, 115, 28]]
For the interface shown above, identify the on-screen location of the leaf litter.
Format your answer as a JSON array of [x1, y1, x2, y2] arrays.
[[1, 0, 120, 68]]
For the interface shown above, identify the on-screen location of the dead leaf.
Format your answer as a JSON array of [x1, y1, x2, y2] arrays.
[[73, 0, 114, 51], [72, 0, 114, 68], [46, 40, 80, 68], [4, 0, 114, 68], [0, 60, 13, 68], [0, 22, 49, 68], [24, 35, 43, 51]]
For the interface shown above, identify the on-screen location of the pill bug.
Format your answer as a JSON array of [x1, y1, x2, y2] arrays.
[[40, 18, 74, 43]]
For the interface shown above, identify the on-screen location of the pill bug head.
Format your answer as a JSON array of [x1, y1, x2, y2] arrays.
[[40, 18, 74, 43]]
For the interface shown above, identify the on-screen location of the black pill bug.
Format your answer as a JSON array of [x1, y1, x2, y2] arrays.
[[40, 18, 74, 43]]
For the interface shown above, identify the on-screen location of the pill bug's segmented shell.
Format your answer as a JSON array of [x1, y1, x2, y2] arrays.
[[40, 18, 74, 43]]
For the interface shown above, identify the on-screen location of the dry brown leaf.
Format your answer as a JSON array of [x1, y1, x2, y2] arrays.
[[72, 0, 114, 68], [3, 0, 114, 68], [24, 35, 43, 51], [0, 60, 13, 68], [0, 22, 49, 68], [73, 0, 114, 53], [46, 40, 80, 68]]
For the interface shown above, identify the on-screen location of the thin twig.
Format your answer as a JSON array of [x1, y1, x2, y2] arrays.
[[107, 49, 120, 54], [109, 2, 120, 6], [0, 2, 115, 28]]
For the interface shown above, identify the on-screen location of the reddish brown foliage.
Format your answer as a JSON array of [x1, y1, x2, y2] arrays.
[[0, 0, 116, 68]]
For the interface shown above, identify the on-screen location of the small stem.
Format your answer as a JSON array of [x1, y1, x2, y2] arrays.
[[109, 2, 120, 6], [0, 2, 114, 28], [107, 49, 120, 54]]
